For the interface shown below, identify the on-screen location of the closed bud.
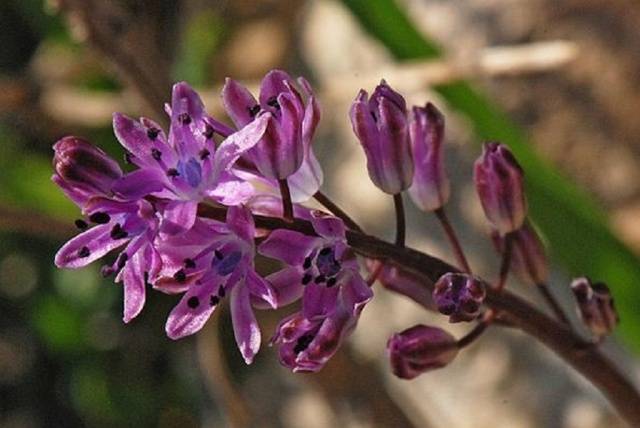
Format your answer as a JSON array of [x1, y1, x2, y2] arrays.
[[408, 103, 450, 211], [474, 142, 526, 235], [52, 136, 122, 205], [571, 277, 619, 339], [433, 273, 486, 322], [387, 324, 458, 379], [492, 223, 548, 285], [349, 80, 413, 194]]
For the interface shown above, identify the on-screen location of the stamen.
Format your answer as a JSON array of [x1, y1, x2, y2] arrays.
[[183, 258, 196, 269], [110, 224, 128, 240], [327, 277, 337, 288], [209, 295, 220, 306], [199, 149, 210, 160], [214, 250, 224, 260], [174, 269, 187, 283], [151, 148, 162, 160], [101, 265, 114, 277], [303, 256, 312, 270], [267, 97, 280, 109], [78, 246, 91, 258], [74, 219, 88, 230], [178, 113, 192, 125], [248, 105, 260, 117], [147, 128, 160, 140], [314, 275, 326, 284], [166, 168, 180, 177], [302, 273, 313, 285], [187, 296, 199, 309], [89, 212, 110, 224], [203, 125, 214, 139], [218, 287, 226, 298]]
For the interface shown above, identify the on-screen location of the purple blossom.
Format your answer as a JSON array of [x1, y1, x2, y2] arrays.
[[162, 206, 275, 364], [367, 260, 436, 310], [222, 70, 320, 181], [387, 324, 459, 379], [571, 277, 619, 339], [474, 142, 527, 235], [349, 80, 413, 194], [492, 223, 548, 285], [407, 103, 450, 212]]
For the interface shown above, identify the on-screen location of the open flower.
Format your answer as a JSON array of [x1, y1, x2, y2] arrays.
[[162, 206, 275, 364], [259, 211, 372, 320]]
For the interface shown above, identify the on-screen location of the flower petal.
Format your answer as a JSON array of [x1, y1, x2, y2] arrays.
[[302, 282, 340, 320], [310, 212, 345, 240], [230, 282, 261, 364], [226, 205, 255, 243], [160, 200, 198, 235], [258, 229, 317, 265], [121, 246, 148, 323], [221, 78, 258, 128], [288, 148, 323, 203], [55, 223, 128, 268], [339, 271, 373, 316], [246, 269, 277, 309], [165, 280, 220, 339], [112, 169, 165, 200], [262, 267, 304, 308]]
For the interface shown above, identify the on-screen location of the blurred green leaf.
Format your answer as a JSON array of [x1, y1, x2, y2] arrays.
[[31, 294, 86, 352], [174, 11, 223, 85], [343, 0, 640, 350]]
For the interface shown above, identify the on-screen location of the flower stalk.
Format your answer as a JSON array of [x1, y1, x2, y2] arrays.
[[393, 193, 406, 247]]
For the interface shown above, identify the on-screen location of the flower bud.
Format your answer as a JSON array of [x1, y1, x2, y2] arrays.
[[474, 142, 526, 235], [387, 324, 458, 379], [433, 273, 486, 322], [367, 260, 436, 311], [349, 80, 413, 194], [491, 223, 548, 285], [408, 103, 450, 211], [52, 136, 122, 205], [571, 277, 619, 339]]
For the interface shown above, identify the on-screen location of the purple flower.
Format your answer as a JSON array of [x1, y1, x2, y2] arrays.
[[349, 80, 413, 194], [571, 277, 619, 339], [407, 103, 450, 212], [492, 223, 548, 285], [222, 70, 320, 181], [387, 324, 458, 379], [474, 142, 526, 235], [113, 82, 271, 214], [367, 260, 436, 310], [259, 211, 372, 321], [52, 136, 123, 206], [163, 206, 275, 364], [433, 273, 485, 322], [270, 306, 356, 373]]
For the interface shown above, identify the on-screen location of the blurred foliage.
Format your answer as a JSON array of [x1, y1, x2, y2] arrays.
[[342, 0, 640, 351]]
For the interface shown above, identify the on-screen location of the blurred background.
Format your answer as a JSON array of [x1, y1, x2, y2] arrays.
[[2, 0, 640, 427]]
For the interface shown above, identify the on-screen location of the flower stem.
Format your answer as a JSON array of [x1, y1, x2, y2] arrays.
[[313, 191, 363, 232], [434, 207, 472, 273], [278, 179, 294, 222], [457, 317, 491, 349], [495, 232, 513, 292], [393, 193, 406, 247], [536, 282, 571, 325]]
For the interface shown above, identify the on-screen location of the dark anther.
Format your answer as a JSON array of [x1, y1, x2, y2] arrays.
[[218, 287, 226, 298], [74, 219, 89, 230], [174, 269, 187, 283], [248, 105, 261, 117], [303, 256, 312, 270], [294, 335, 314, 354], [101, 265, 114, 277], [319, 247, 331, 256], [214, 250, 224, 260], [147, 128, 160, 140], [178, 113, 192, 125], [124, 152, 134, 164], [209, 295, 220, 306], [117, 253, 128, 270], [151, 148, 162, 160], [110, 223, 128, 240], [78, 246, 91, 258], [203, 124, 214, 139], [327, 277, 337, 288], [166, 168, 180, 177], [183, 258, 196, 269], [89, 212, 111, 224], [302, 273, 313, 285], [314, 275, 326, 284], [187, 296, 199, 309], [199, 149, 210, 160], [266, 97, 280, 109]]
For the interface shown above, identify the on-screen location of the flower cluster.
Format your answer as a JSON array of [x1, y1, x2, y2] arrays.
[[53, 72, 618, 378]]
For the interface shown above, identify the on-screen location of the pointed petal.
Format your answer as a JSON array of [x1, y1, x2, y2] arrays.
[[259, 69, 292, 107], [288, 148, 323, 203], [230, 283, 261, 364], [206, 173, 256, 206], [246, 269, 277, 309], [310, 212, 345, 240], [339, 271, 373, 316], [211, 113, 270, 181], [122, 246, 148, 323], [262, 267, 304, 308], [303, 282, 340, 320], [55, 224, 128, 268], [226, 205, 255, 243], [258, 229, 317, 265], [160, 200, 198, 235], [221, 78, 258, 128], [112, 169, 165, 200], [165, 281, 219, 339]]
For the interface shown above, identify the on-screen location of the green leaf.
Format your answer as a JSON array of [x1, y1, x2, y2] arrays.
[[343, 0, 640, 350]]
